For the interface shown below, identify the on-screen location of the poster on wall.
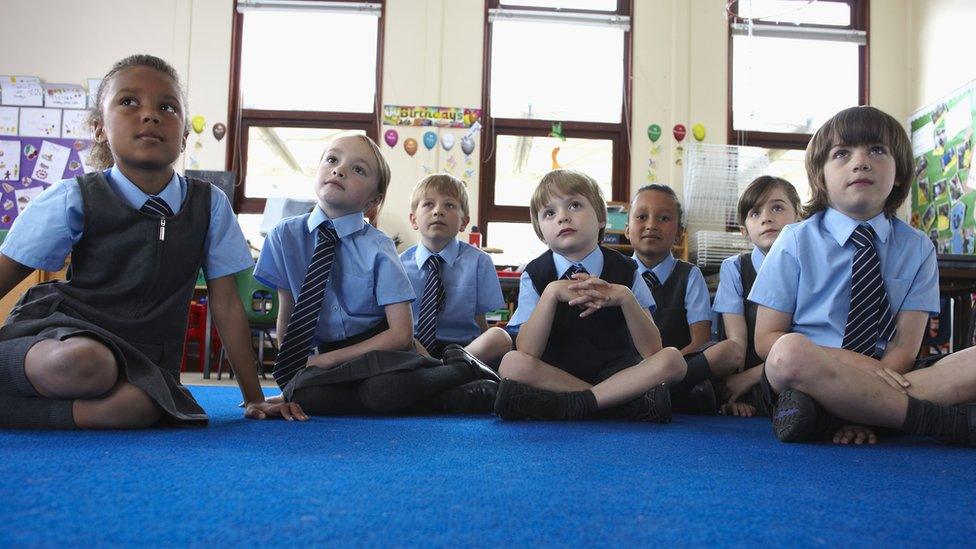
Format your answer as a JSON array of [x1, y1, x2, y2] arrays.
[[382, 105, 482, 128], [0, 136, 91, 229], [909, 79, 976, 255]]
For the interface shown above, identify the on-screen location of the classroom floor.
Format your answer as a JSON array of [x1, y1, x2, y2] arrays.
[[2, 385, 973, 546]]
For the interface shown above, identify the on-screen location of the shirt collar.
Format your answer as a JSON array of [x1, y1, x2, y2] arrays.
[[823, 207, 891, 247], [553, 246, 603, 278], [107, 166, 182, 212], [307, 205, 365, 239], [416, 238, 460, 269], [633, 252, 676, 283], [750, 247, 766, 271]]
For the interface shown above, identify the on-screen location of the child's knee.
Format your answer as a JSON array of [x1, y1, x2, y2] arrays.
[[765, 333, 811, 386], [486, 327, 513, 349], [498, 350, 534, 382], [658, 347, 686, 381], [27, 337, 118, 398], [715, 339, 745, 370]]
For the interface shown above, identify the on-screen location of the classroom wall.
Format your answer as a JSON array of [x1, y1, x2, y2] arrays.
[[909, 0, 976, 112], [0, 0, 938, 243]]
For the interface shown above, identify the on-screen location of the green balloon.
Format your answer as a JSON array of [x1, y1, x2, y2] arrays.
[[647, 124, 662, 142]]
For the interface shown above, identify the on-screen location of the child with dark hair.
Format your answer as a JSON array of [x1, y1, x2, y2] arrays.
[[0, 54, 304, 429], [752, 106, 976, 445], [624, 184, 743, 414], [712, 176, 801, 416]]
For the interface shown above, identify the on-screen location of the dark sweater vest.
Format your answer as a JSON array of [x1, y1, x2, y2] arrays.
[[525, 246, 638, 381], [649, 260, 693, 350], [738, 251, 763, 368], [53, 171, 210, 372]]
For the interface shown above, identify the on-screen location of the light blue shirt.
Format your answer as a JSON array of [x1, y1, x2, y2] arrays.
[[713, 247, 766, 315], [633, 252, 712, 324], [0, 167, 253, 278], [508, 247, 655, 328], [255, 206, 415, 345], [749, 208, 940, 350], [400, 239, 505, 345]]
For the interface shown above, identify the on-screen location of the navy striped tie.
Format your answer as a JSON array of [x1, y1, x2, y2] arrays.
[[842, 224, 896, 356], [415, 254, 444, 351], [642, 270, 662, 290], [141, 195, 174, 217], [563, 264, 588, 280], [273, 222, 338, 389]]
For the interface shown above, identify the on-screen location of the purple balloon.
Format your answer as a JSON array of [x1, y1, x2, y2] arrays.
[[384, 129, 399, 148]]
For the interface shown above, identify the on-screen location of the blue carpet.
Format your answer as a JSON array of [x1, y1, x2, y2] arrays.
[[1, 386, 974, 547]]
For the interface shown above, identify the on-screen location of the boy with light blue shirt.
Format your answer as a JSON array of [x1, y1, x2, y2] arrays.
[[257, 135, 498, 416], [494, 170, 686, 422], [399, 174, 511, 367], [751, 106, 976, 446], [712, 176, 801, 417]]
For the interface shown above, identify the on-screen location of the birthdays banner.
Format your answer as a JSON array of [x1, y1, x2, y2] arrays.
[[0, 136, 92, 229], [909, 80, 976, 255], [382, 104, 481, 128]]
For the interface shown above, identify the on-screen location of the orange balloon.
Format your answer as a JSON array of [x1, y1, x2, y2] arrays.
[[404, 138, 418, 156]]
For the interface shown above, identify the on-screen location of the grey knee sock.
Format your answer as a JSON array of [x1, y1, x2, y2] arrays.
[[0, 396, 75, 429], [0, 337, 42, 397], [673, 352, 712, 392]]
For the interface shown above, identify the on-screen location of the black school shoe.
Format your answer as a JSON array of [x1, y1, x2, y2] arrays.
[[438, 380, 498, 414], [493, 379, 591, 420], [671, 379, 719, 415], [619, 383, 672, 423], [772, 389, 842, 442], [442, 344, 501, 383]]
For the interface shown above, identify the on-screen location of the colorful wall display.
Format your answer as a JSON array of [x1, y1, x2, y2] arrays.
[[909, 80, 976, 254]]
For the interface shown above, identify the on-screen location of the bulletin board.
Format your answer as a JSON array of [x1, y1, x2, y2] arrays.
[[0, 76, 94, 230], [908, 80, 976, 254]]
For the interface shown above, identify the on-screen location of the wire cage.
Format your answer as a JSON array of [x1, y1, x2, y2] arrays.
[[683, 143, 771, 229], [688, 230, 754, 269]]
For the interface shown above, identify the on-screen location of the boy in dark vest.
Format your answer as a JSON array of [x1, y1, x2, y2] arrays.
[[493, 170, 686, 421], [712, 176, 801, 417], [625, 185, 745, 414]]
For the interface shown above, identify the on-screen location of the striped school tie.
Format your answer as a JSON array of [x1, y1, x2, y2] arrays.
[[141, 195, 174, 217], [842, 224, 896, 356], [562, 264, 588, 280], [642, 270, 662, 291], [272, 222, 339, 389], [415, 254, 445, 351]]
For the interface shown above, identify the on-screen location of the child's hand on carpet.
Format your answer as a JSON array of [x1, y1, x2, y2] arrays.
[[720, 401, 756, 417], [245, 400, 308, 421], [832, 424, 877, 445]]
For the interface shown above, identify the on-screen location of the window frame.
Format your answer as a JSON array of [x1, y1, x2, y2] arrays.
[[226, 0, 386, 214], [726, 0, 869, 150], [479, 0, 633, 244]]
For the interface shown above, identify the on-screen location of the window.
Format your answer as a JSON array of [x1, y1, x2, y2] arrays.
[[480, 0, 632, 264], [227, 0, 384, 216], [728, 0, 867, 149]]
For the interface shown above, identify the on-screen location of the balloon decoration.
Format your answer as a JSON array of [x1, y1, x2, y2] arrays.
[[460, 136, 475, 156], [672, 124, 687, 142], [384, 129, 399, 148], [673, 124, 687, 166], [212, 123, 226, 141], [441, 132, 455, 151], [191, 115, 206, 134], [423, 131, 437, 150], [647, 123, 662, 182], [647, 124, 662, 143], [692, 123, 706, 142], [404, 137, 418, 156]]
